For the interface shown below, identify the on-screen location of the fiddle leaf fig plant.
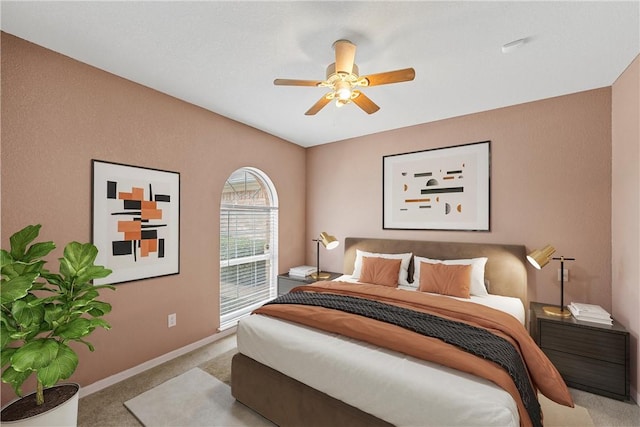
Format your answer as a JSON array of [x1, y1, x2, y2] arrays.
[[0, 224, 115, 405]]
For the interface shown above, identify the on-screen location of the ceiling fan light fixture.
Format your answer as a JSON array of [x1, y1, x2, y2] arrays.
[[337, 88, 351, 101], [335, 80, 352, 101], [274, 40, 415, 115]]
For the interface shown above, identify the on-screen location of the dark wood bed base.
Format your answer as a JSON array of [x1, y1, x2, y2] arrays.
[[231, 237, 528, 426], [231, 352, 392, 427]]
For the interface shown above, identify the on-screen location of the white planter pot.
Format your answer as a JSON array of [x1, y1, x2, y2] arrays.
[[1, 383, 79, 427]]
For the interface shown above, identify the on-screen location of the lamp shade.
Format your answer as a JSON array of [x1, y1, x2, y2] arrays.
[[319, 232, 339, 250], [526, 245, 556, 269]]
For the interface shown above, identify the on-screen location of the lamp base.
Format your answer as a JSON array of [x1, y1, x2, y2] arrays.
[[309, 271, 331, 280], [543, 306, 572, 318]]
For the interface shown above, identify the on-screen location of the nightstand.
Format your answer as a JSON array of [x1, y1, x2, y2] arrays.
[[277, 271, 342, 296], [530, 301, 630, 401]]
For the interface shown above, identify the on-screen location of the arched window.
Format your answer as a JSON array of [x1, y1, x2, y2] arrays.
[[219, 167, 278, 329]]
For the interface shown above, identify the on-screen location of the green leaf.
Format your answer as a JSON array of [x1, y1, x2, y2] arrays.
[[6, 329, 36, 341], [93, 284, 117, 292], [3, 262, 48, 282], [79, 266, 112, 285], [57, 317, 111, 341], [55, 317, 93, 340], [1, 347, 17, 367], [23, 242, 56, 263], [19, 260, 48, 276], [0, 273, 38, 304], [40, 271, 63, 286], [9, 225, 42, 260], [42, 304, 64, 329], [59, 242, 98, 279], [0, 249, 13, 270], [0, 323, 13, 349], [73, 288, 99, 303], [0, 341, 9, 355], [88, 318, 110, 330], [11, 339, 59, 372], [87, 301, 112, 317], [76, 283, 100, 301], [12, 299, 45, 329], [57, 243, 112, 286], [1, 365, 32, 397], [36, 343, 78, 388]]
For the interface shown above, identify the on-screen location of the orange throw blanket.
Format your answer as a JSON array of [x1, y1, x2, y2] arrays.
[[254, 281, 573, 427]]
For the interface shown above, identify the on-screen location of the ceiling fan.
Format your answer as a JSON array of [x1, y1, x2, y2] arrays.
[[274, 39, 416, 115]]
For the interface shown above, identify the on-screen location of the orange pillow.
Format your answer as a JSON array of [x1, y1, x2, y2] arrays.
[[418, 262, 472, 298], [359, 256, 402, 287]]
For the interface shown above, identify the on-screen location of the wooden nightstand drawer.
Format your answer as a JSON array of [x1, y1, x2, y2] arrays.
[[544, 349, 627, 397], [540, 322, 627, 364]]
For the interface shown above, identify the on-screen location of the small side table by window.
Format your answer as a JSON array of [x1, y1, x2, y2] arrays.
[[530, 301, 630, 401], [277, 272, 342, 296]]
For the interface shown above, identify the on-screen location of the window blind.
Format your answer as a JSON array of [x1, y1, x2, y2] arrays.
[[220, 205, 278, 326]]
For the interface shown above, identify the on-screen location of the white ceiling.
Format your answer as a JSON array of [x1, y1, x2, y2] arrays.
[[2, 1, 638, 147]]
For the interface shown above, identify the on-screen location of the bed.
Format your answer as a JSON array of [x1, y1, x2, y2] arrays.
[[231, 237, 572, 427]]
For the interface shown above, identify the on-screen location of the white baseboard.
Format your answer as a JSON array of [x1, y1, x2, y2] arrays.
[[79, 327, 237, 398]]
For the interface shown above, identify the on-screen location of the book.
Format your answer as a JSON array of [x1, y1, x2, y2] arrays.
[[288, 265, 317, 277], [571, 314, 613, 325], [568, 303, 613, 325], [568, 302, 611, 319], [569, 302, 609, 313]]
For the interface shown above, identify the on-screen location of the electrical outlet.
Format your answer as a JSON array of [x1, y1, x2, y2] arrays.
[[557, 268, 569, 282], [168, 313, 176, 328]]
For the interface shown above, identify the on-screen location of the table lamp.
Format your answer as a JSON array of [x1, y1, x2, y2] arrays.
[[527, 244, 575, 318], [310, 232, 339, 280]]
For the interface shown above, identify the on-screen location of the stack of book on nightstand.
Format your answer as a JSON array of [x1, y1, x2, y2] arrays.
[[289, 265, 317, 278], [568, 302, 613, 325]]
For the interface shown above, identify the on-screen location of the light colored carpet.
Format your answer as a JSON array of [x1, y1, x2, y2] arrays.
[[198, 349, 235, 385], [569, 387, 640, 427], [124, 367, 273, 427]]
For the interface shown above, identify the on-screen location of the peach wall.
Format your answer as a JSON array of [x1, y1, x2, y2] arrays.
[[612, 54, 639, 403], [0, 33, 307, 404], [3, 28, 635, 406], [307, 89, 612, 312]]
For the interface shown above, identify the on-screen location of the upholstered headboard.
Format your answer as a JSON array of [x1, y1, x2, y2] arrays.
[[343, 237, 527, 305]]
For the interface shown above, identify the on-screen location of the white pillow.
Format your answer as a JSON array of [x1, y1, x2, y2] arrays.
[[352, 250, 412, 286], [413, 256, 489, 296]]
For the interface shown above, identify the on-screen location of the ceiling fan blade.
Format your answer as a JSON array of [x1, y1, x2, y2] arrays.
[[352, 91, 380, 114], [334, 39, 356, 74], [362, 68, 416, 87], [274, 78, 322, 87], [305, 94, 333, 115]]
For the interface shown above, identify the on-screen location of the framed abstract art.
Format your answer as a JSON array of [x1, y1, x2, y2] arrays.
[[92, 160, 180, 285], [383, 141, 490, 231]]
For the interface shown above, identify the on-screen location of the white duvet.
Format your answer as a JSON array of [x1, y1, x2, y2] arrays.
[[237, 283, 526, 427]]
